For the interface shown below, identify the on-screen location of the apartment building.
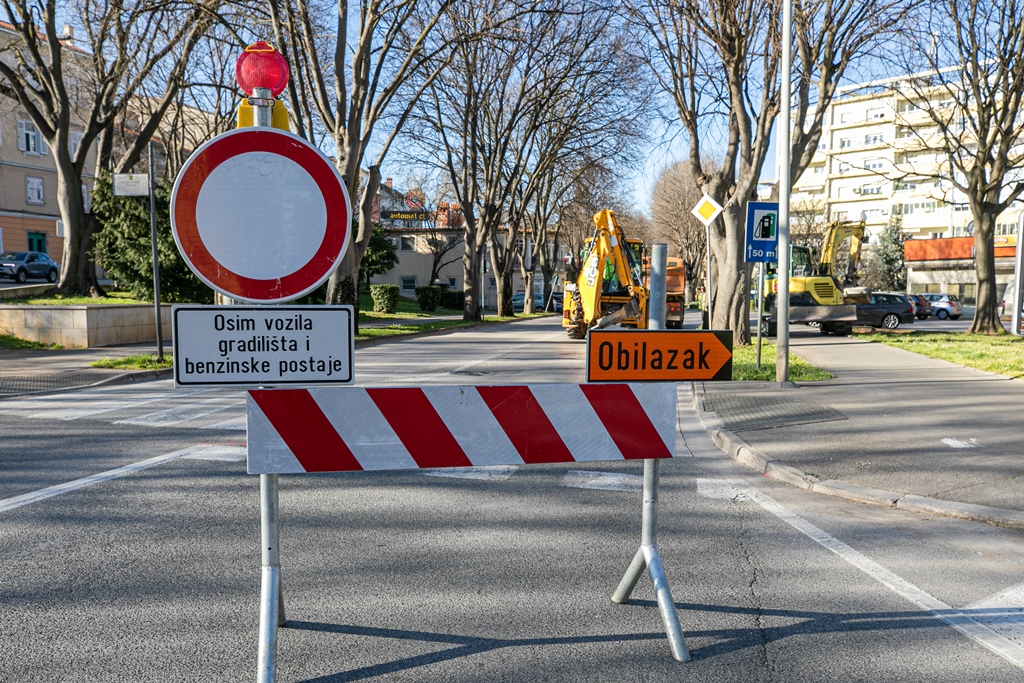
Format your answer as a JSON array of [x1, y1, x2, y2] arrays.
[[792, 76, 1021, 301]]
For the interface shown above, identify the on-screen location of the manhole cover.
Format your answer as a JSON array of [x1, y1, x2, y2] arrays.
[[703, 394, 846, 431]]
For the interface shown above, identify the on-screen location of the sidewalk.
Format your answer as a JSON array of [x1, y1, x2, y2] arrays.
[[0, 343, 171, 396], [693, 327, 1024, 529]]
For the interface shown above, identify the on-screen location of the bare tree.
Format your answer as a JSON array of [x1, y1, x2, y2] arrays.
[[278, 0, 454, 321], [630, 0, 917, 344], [650, 159, 708, 303], [894, 0, 1024, 333], [0, 0, 220, 295]]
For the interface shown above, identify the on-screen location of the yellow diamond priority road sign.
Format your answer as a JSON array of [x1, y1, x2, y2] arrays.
[[691, 194, 723, 226]]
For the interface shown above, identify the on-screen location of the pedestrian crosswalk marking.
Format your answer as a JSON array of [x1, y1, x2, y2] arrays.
[[114, 396, 240, 427], [562, 470, 643, 492]]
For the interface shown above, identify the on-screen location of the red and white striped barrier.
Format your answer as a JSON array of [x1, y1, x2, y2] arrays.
[[246, 383, 676, 474]]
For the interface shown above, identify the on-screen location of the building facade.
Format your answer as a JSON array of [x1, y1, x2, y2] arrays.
[[791, 76, 1022, 302]]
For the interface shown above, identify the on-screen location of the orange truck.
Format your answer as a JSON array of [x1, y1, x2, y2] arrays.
[[641, 255, 687, 329]]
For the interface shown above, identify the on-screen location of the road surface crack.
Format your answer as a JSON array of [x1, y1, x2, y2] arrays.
[[739, 522, 774, 682]]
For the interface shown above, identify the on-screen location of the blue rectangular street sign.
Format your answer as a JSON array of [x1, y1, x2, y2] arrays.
[[745, 201, 779, 263]]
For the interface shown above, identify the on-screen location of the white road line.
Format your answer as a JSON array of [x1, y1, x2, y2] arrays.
[[113, 397, 240, 427], [421, 465, 519, 481], [696, 478, 1024, 669], [182, 448, 247, 462], [25, 393, 181, 420], [562, 470, 643, 492], [941, 438, 980, 449], [201, 415, 247, 431], [966, 583, 1024, 648], [0, 445, 244, 513]]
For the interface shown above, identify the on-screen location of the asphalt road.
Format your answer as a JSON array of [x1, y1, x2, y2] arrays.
[[2, 316, 1023, 682]]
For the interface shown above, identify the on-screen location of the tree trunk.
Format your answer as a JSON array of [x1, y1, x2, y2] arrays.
[[968, 211, 1004, 334], [54, 160, 103, 296], [523, 270, 535, 314], [711, 205, 751, 345], [462, 247, 482, 322]]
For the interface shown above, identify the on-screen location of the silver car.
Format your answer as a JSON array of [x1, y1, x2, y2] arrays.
[[0, 251, 60, 283], [922, 293, 963, 320]]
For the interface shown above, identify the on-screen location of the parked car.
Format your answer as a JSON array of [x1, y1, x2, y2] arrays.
[[921, 293, 963, 320], [908, 294, 932, 319], [511, 292, 545, 313], [0, 251, 60, 283], [855, 291, 916, 329]]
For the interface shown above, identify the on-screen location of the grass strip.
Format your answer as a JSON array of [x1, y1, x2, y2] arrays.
[[853, 330, 1024, 379], [732, 341, 833, 382], [89, 354, 173, 370], [0, 334, 61, 350], [2, 291, 140, 305]]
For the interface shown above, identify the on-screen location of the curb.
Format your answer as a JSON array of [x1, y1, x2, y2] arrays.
[[691, 383, 1024, 531], [0, 367, 174, 400]]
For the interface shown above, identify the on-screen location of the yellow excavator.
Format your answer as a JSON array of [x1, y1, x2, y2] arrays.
[[764, 220, 865, 336], [562, 209, 649, 339]]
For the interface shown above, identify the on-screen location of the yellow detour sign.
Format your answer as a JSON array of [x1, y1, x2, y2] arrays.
[[236, 99, 291, 131], [587, 329, 732, 382]]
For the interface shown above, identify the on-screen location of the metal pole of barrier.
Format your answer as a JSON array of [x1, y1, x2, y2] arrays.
[[611, 245, 690, 663], [251, 84, 285, 683], [257, 472, 283, 682]]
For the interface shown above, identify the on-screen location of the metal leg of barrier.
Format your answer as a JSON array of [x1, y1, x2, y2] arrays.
[[257, 473, 283, 683], [611, 459, 690, 662]]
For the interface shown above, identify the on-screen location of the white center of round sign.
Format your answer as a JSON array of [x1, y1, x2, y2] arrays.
[[194, 151, 327, 280]]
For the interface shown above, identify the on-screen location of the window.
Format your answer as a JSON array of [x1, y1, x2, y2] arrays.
[[953, 224, 974, 237], [17, 120, 47, 155], [400, 276, 416, 292], [865, 158, 884, 171], [27, 232, 47, 253], [897, 100, 920, 113], [835, 211, 849, 221], [859, 185, 883, 195], [896, 126, 914, 139], [488, 277, 496, 289], [82, 184, 90, 213], [840, 112, 851, 124], [862, 209, 883, 220], [839, 162, 851, 174], [839, 138, 852, 149], [70, 131, 83, 156], [996, 222, 1016, 236], [447, 277, 457, 288], [864, 133, 884, 145], [866, 108, 886, 120], [812, 165, 824, 175], [894, 181, 917, 191], [400, 236, 416, 251], [26, 177, 44, 205]]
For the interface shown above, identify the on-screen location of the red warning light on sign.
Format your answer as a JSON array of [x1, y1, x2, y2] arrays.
[[235, 41, 289, 97]]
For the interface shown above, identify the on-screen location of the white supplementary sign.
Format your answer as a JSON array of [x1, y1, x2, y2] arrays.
[[113, 173, 150, 197], [172, 305, 354, 387]]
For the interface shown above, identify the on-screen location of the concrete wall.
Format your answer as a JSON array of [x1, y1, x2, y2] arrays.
[[0, 304, 171, 347]]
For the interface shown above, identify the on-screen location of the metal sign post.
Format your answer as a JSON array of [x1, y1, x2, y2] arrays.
[[776, 0, 794, 381], [147, 142, 164, 362], [608, 244, 690, 663], [1012, 214, 1024, 337]]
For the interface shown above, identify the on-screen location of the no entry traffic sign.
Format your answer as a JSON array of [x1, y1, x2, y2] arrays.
[[171, 128, 351, 303]]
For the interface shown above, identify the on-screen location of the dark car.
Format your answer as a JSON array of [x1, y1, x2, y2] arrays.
[[908, 294, 932, 319], [511, 292, 544, 313], [856, 291, 916, 329], [0, 251, 60, 283]]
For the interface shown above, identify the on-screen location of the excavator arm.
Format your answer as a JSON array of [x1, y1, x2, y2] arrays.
[[817, 220, 866, 284], [564, 209, 648, 338]]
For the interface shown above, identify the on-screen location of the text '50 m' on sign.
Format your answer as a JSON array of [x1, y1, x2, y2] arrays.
[[586, 329, 732, 382]]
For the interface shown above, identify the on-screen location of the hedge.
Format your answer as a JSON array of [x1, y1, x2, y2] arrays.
[[415, 286, 442, 311], [369, 284, 399, 313]]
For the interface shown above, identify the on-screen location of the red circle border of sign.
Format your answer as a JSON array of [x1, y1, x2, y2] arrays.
[[171, 128, 350, 303]]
